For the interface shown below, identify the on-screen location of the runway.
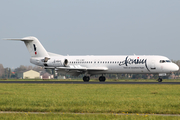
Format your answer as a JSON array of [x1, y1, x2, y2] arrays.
[[0, 81, 180, 84]]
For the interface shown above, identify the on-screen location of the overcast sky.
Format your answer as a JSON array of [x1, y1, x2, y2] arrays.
[[0, 0, 180, 68]]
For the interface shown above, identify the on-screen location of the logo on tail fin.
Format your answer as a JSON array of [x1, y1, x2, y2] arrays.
[[33, 44, 37, 55]]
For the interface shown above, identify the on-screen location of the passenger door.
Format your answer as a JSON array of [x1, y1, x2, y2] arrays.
[[150, 60, 156, 70]]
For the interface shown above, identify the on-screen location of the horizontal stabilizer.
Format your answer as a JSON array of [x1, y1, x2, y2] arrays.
[[4, 36, 49, 58], [4, 38, 33, 41]]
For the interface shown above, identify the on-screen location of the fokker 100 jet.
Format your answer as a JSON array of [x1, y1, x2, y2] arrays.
[[5, 36, 179, 82]]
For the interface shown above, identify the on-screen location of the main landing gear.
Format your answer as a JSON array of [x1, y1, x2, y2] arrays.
[[83, 75, 106, 82], [158, 77, 163, 82], [83, 76, 90, 82], [99, 76, 106, 82]]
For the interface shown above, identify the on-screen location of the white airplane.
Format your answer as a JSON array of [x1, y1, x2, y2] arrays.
[[6, 36, 179, 82]]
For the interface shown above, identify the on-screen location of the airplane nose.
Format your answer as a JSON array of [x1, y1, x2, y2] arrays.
[[172, 63, 179, 72]]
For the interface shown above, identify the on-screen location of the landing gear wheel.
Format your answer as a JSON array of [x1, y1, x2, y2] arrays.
[[99, 76, 106, 82], [83, 76, 90, 82], [158, 78, 162, 82]]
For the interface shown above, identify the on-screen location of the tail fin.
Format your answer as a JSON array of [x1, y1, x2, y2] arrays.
[[5, 36, 49, 58]]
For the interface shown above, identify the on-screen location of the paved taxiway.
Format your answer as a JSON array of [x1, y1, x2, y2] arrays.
[[0, 81, 179, 84]]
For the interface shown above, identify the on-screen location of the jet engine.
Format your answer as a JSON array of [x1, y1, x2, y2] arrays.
[[64, 59, 68, 67]]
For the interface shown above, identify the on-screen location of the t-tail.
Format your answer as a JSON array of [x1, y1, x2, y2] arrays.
[[5, 36, 49, 58]]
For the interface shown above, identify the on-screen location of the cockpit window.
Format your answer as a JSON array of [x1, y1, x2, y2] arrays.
[[166, 60, 171, 62], [160, 60, 165, 63], [160, 60, 171, 63]]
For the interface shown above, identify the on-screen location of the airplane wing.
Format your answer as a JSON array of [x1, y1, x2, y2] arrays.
[[45, 66, 108, 76], [58, 67, 108, 71], [45, 66, 108, 71]]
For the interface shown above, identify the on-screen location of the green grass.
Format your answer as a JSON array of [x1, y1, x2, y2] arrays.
[[0, 84, 179, 114], [0, 113, 179, 120]]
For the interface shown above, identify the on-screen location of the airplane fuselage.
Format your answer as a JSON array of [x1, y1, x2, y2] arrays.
[[30, 55, 179, 75]]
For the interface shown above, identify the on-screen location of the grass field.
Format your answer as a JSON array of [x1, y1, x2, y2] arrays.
[[0, 83, 179, 119], [0, 113, 179, 120]]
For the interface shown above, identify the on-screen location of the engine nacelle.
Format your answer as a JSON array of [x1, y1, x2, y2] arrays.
[[43, 57, 50, 66], [30, 57, 68, 67]]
